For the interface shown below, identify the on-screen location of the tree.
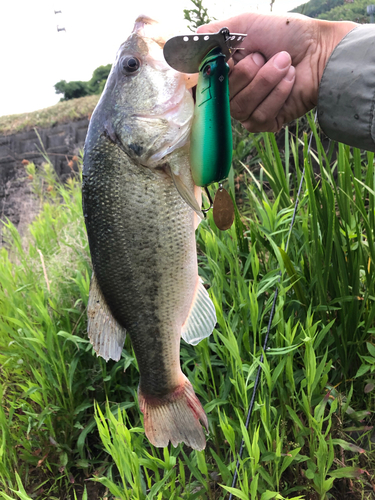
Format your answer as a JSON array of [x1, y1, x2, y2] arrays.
[[54, 64, 111, 101], [87, 64, 112, 94], [54, 80, 89, 101], [292, 0, 345, 17], [183, 0, 213, 31], [317, 0, 369, 22], [291, 0, 369, 22]]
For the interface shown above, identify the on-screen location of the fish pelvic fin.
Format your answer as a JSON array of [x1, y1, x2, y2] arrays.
[[139, 377, 208, 450], [181, 279, 216, 345], [87, 273, 126, 362]]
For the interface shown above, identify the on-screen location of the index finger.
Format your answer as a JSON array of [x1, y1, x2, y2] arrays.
[[196, 15, 253, 36]]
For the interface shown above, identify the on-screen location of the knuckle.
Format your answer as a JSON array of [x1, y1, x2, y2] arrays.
[[273, 81, 293, 100], [256, 72, 276, 88], [230, 97, 250, 122], [250, 111, 278, 133], [242, 121, 258, 133], [252, 108, 269, 127], [233, 57, 259, 81]]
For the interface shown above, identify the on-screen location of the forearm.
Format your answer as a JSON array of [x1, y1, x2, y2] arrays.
[[318, 24, 375, 152]]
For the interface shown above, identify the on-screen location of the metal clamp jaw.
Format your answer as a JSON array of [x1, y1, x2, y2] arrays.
[[163, 27, 246, 74]]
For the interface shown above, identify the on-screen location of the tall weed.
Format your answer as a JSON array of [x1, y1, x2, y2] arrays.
[[0, 125, 374, 499]]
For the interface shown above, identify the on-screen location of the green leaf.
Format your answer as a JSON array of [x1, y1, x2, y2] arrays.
[[221, 484, 250, 500], [367, 342, 375, 358], [279, 247, 306, 305], [285, 405, 304, 431], [146, 468, 175, 499], [266, 344, 302, 355], [261, 492, 284, 500], [0, 472, 35, 500], [250, 472, 259, 500], [204, 399, 228, 413], [280, 447, 301, 476], [59, 451, 68, 467], [92, 477, 125, 498], [74, 400, 93, 415], [346, 409, 371, 421], [0, 493, 15, 500], [196, 450, 208, 477], [261, 452, 276, 462], [77, 418, 97, 458], [355, 364, 371, 378], [322, 477, 335, 492], [328, 466, 364, 478], [210, 448, 230, 483], [57, 331, 89, 346], [305, 469, 315, 480], [331, 439, 365, 454]]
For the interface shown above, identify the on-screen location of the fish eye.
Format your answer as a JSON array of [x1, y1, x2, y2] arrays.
[[121, 56, 141, 75], [203, 65, 211, 77]]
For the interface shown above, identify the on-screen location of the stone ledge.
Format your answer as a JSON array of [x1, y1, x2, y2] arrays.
[[0, 118, 89, 245]]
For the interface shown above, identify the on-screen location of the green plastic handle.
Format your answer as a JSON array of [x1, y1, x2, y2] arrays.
[[190, 47, 233, 187]]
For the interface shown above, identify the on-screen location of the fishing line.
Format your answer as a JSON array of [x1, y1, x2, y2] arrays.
[[228, 112, 317, 499]]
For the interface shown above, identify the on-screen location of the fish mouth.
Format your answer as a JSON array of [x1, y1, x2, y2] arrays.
[[132, 15, 158, 33], [132, 15, 168, 48]]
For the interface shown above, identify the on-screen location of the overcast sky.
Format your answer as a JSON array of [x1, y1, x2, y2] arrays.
[[0, 0, 304, 117]]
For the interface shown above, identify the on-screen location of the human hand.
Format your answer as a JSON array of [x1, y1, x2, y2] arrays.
[[197, 13, 357, 132]]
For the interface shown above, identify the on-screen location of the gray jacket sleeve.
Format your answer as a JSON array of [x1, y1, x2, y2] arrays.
[[318, 25, 375, 152]]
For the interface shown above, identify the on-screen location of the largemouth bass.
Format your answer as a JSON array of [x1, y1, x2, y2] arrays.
[[82, 16, 216, 450]]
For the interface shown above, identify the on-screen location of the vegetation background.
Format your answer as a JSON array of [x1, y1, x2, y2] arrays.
[[1, 0, 375, 499], [291, 0, 371, 23]]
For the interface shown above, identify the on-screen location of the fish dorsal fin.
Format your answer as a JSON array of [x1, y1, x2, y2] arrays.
[[181, 279, 216, 345], [87, 273, 126, 362]]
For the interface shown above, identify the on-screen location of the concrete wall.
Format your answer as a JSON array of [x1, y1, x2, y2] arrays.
[[0, 119, 89, 244]]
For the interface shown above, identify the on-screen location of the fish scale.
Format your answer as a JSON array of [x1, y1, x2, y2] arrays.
[[83, 15, 216, 449], [84, 133, 198, 396]]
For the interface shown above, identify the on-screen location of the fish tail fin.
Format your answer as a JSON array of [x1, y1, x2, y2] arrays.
[[138, 377, 208, 450]]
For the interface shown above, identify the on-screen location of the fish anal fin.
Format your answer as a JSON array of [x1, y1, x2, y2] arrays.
[[181, 279, 216, 345], [87, 273, 126, 362], [138, 376, 208, 450]]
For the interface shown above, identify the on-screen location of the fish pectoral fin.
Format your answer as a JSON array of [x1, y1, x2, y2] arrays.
[[181, 279, 217, 345], [169, 167, 204, 219], [87, 273, 126, 362]]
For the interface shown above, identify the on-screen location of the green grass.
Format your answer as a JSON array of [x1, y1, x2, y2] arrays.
[[0, 95, 99, 135], [0, 119, 374, 499]]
